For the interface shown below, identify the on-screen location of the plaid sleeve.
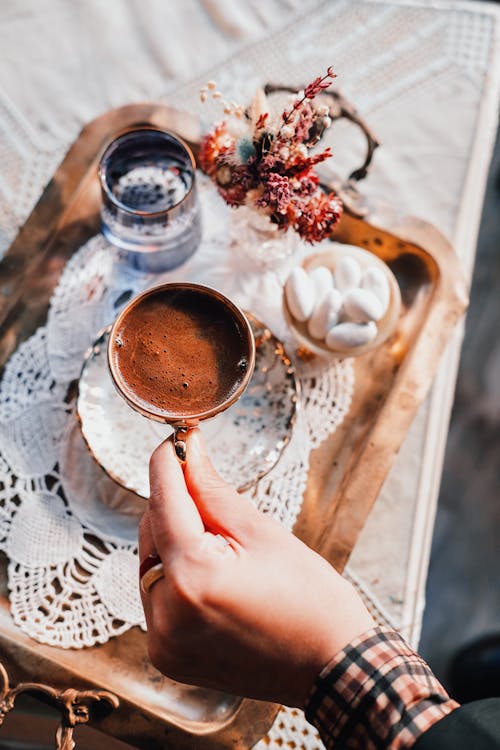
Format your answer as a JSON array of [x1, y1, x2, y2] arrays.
[[304, 626, 459, 750]]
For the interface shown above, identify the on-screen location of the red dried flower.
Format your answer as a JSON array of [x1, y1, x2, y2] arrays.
[[294, 169, 319, 196], [217, 164, 253, 207], [219, 184, 247, 206], [287, 147, 333, 176], [304, 70, 337, 99], [255, 112, 269, 129], [294, 191, 343, 243], [199, 123, 234, 177]]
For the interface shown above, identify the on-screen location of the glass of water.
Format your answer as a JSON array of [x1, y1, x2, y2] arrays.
[[99, 127, 202, 272]]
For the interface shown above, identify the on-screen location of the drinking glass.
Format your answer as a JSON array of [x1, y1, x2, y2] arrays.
[[99, 127, 202, 272]]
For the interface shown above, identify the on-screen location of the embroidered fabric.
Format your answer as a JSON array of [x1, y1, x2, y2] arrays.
[[0, 1, 497, 747], [0, 178, 354, 648]]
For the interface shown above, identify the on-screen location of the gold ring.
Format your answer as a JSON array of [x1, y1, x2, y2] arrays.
[[140, 563, 165, 594], [139, 553, 162, 579]]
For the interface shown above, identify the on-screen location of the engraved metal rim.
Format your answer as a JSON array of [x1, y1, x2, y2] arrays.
[[107, 282, 256, 424], [236, 311, 300, 493], [77, 315, 299, 497], [98, 125, 197, 218]]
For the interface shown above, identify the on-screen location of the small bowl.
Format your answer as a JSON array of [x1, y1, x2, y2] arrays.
[[283, 243, 401, 358]]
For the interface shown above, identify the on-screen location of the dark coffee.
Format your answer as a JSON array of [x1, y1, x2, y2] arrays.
[[109, 285, 252, 420]]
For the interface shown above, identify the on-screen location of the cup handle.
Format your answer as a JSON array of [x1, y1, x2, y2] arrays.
[[173, 425, 189, 463]]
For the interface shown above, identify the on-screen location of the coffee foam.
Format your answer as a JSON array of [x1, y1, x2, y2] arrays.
[[110, 287, 250, 419]]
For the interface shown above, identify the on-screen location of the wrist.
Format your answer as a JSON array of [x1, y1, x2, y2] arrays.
[[304, 627, 459, 749], [293, 578, 374, 709]]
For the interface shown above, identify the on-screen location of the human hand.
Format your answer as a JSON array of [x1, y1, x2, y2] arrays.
[[139, 429, 373, 707]]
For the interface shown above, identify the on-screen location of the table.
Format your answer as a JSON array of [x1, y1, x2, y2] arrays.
[[0, 1, 498, 748]]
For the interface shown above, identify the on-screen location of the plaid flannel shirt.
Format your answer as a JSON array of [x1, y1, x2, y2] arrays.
[[305, 627, 459, 750]]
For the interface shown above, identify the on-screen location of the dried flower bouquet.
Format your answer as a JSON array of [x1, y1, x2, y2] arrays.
[[199, 67, 343, 244]]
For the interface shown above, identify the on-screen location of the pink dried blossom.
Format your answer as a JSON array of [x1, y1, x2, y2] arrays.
[[257, 153, 285, 177], [282, 66, 337, 126], [304, 69, 337, 99], [292, 100, 315, 143], [256, 173, 291, 214]]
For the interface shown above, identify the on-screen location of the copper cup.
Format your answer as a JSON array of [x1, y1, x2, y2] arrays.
[[107, 282, 256, 461]]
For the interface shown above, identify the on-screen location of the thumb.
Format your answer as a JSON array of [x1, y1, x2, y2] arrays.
[[148, 436, 204, 552], [184, 429, 259, 542]]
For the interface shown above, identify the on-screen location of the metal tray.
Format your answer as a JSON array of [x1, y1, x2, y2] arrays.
[[0, 103, 467, 749]]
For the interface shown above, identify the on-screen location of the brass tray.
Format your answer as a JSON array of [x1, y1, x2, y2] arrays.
[[0, 103, 467, 749]]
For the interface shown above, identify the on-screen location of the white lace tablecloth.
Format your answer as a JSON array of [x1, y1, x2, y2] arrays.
[[0, 1, 499, 748]]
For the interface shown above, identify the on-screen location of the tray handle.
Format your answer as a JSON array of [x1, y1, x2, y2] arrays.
[[264, 84, 380, 217], [0, 661, 119, 750]]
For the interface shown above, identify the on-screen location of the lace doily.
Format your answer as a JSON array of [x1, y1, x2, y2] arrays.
[[0, 177, 353, 648]]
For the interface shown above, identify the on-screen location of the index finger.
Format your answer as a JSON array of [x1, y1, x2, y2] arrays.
[[148, 436, 204, 553]]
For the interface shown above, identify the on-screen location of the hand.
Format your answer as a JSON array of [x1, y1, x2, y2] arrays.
[[139, 429, 373, 707]]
